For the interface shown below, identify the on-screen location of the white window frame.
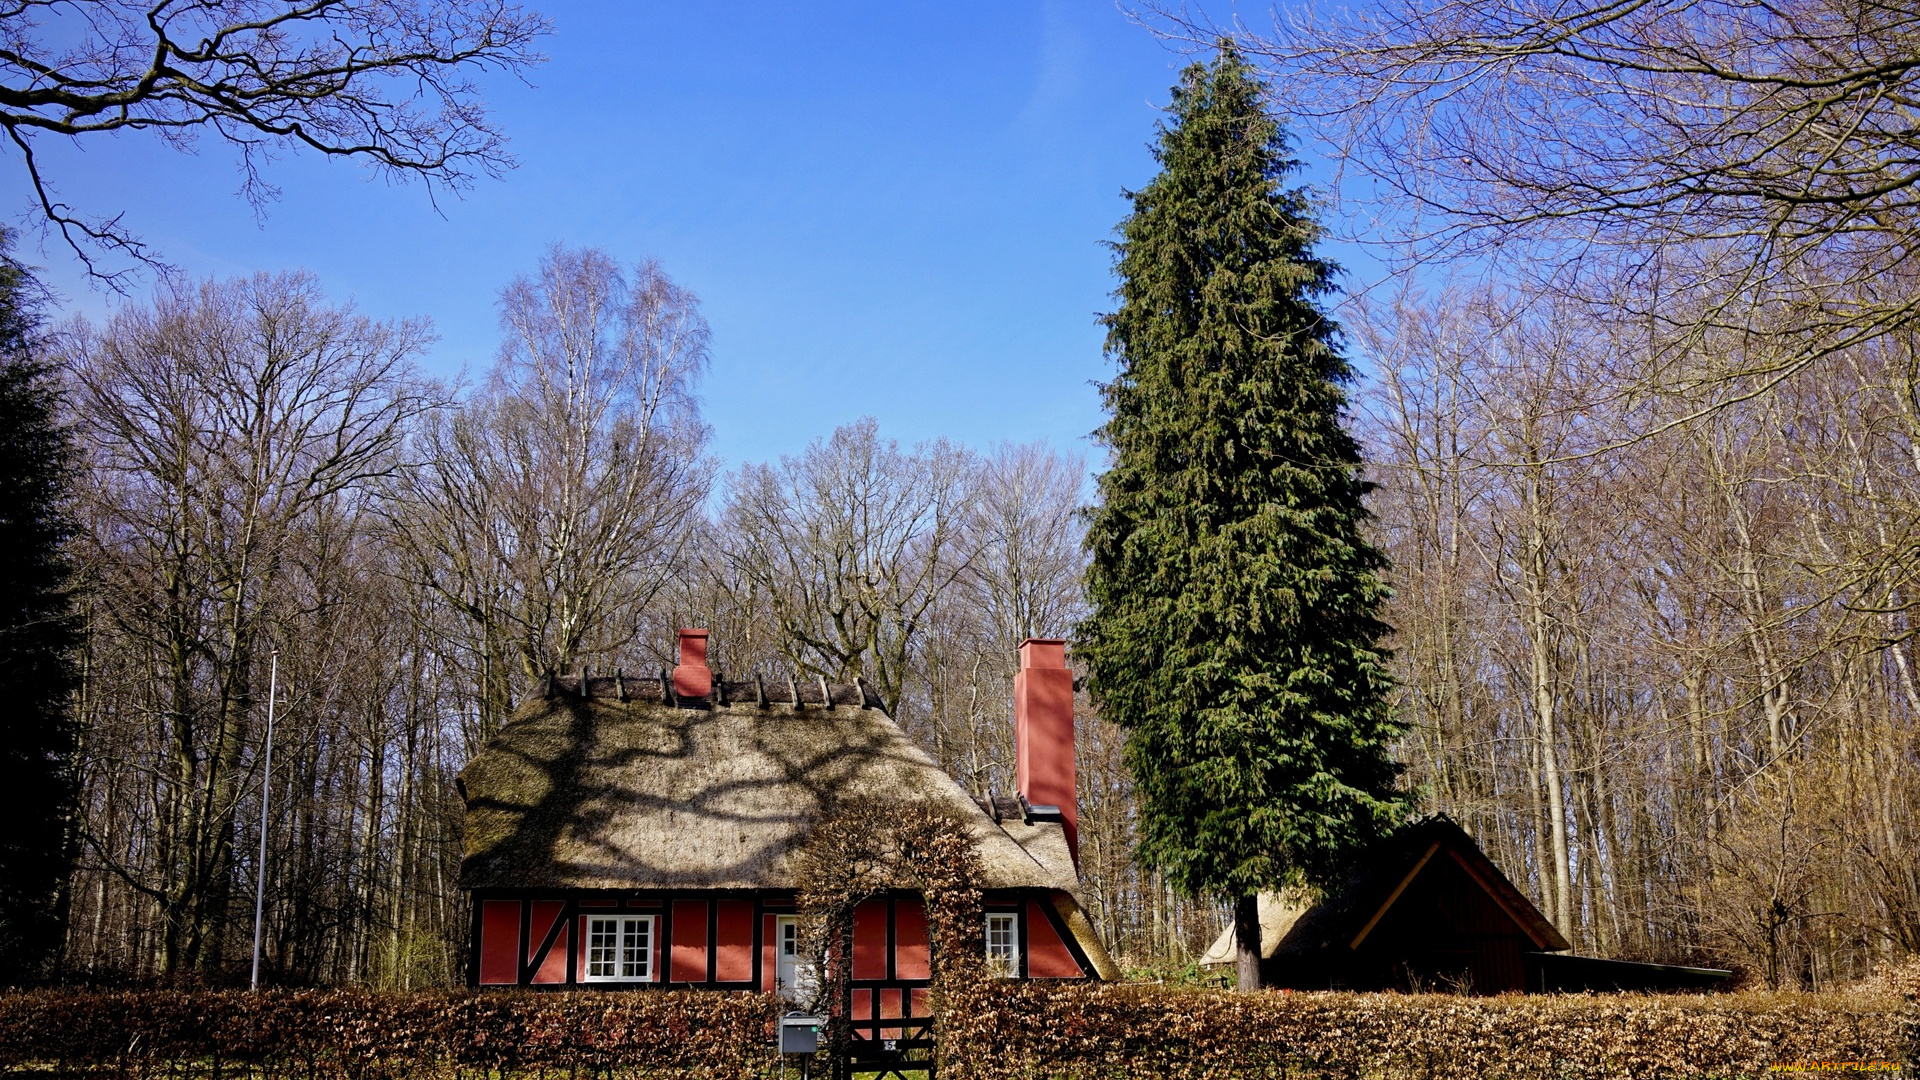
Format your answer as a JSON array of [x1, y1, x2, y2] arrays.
[[582, 914, 657, 982], [985, 912, 1020, 977]]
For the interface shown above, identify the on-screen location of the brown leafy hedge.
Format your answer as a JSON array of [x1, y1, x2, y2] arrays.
[[0, 989, 785, 1079], [2, 983, 1914, 1079], [942, 981, 1918, 1079]]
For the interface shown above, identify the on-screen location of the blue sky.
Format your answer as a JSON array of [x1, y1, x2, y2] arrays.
[[32, 1, 1375, 472]]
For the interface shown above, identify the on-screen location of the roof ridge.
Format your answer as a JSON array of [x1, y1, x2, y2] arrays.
[[534, 670, 881, 711]]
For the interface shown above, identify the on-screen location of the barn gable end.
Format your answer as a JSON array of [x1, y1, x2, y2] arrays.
[[1200, 816, 1729, 994]]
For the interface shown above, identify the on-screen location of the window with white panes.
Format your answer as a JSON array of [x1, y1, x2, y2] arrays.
[[985, 912, 1019, 977], [584, 915, 654, 981]]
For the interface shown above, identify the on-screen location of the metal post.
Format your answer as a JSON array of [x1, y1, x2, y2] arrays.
[[250, 650, 279, 990]]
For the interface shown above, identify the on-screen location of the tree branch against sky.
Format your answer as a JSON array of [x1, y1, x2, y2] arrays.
[[1147, 0, 1920, 423], [0, 0, 549, 286]]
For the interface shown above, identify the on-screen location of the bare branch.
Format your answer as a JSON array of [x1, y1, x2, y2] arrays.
[[0, 0, 549, 283]]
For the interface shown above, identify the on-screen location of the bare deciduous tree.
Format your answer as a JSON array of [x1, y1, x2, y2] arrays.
[[721, 419, 973, 717], [913, 442, 1087, 791], [1354, 275, 1920, 986], [1164, 2, 1920, 422], [62, 271, 436, 975], [963, 442, 1087, 653]]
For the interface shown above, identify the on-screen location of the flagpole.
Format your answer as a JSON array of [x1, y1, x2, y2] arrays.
[[250, 649, 279, 990]]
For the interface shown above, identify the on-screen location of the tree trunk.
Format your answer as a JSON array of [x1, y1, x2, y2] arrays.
[[1234, 893, 1262, 992], [1522, 476, 1574, 942]]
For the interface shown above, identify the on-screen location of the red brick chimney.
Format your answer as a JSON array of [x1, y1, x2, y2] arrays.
[[673, 629, 711, 700], [1015, 638, 1077, 862]]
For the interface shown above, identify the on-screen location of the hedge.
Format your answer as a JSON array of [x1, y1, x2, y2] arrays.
[[0, 989, 784, 1079], [942, 980, 1919, 1079], [1, 983, 1914, 1080]]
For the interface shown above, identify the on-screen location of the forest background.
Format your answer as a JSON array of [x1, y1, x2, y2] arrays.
[[14, 0, 1920, 997], [62, 237, 1917, 994]]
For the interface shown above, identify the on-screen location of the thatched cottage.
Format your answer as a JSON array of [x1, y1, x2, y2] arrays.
[[457, 631, 1118, 1018]]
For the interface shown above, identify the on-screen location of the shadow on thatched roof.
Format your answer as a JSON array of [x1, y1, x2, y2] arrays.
[[457, 676, 1078, 893]]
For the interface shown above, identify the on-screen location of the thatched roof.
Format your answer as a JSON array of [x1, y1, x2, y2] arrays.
[[1196, 892, 1313, 967], [1198, 815, 1570, 966], [457, 676, 1080, 894]]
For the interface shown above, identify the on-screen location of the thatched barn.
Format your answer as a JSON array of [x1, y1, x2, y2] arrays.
[[1198, 816, 1732, 994], [458, 631, 1118, 1021]]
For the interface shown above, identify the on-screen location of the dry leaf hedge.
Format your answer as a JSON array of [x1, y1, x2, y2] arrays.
[[0, 988, 784, 1079], [1, 982, 1914, 1079], [942, 980, 1918, 1078]]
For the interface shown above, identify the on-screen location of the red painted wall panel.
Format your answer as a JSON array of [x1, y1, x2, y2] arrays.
[[893, 901, 929, 980], [478, 901, 520, 985], [714, 900, 753, 982], [910, 987, 929, 1016], [852, 900, 889, 980], [671, 900, 709, 983], [760, 914, 777, 992], [528, 901, 569, 984], [476, 891, 1096, 990], [1025, 899, 1082, 978]]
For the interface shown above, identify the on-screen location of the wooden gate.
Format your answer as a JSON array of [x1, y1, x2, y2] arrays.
[[846, 1015, 934, 1078]]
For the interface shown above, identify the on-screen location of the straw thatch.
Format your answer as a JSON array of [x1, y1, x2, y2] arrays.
[[1195, 892, 1313, 968], [457, 678, 1079, 894]]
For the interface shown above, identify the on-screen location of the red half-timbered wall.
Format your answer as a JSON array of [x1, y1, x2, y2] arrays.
[[469, 889, 1094, 1014]]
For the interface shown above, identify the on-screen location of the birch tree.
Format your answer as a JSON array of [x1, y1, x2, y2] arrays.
[[395, 247, 714, 738]]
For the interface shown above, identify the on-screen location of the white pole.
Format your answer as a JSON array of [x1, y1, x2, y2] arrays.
[[250, 650, 279, 990]]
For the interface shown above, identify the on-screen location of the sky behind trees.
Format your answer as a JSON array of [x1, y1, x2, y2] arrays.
[[42, 0, 1920, 990], [31, 2, 1325, 473]]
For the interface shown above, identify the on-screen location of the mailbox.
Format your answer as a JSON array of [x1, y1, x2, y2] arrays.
[[779, 1014, 822, 1054]]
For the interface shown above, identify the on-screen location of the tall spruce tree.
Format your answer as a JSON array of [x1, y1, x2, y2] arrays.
[[1080, 47, 1410, 991], [0, 235, 78, 984]]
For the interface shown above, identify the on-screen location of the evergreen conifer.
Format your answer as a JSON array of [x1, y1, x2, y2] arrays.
[[1080, 47, 1410, 990], [0, 236, 78, 984]]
